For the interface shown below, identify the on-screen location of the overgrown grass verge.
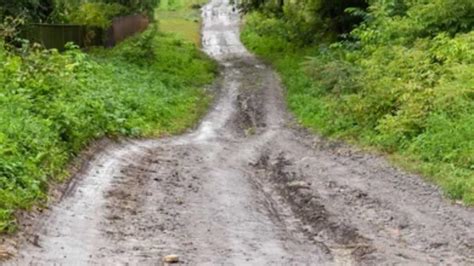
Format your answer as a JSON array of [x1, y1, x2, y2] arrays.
[[0, 25, 217, 232], [241, 12, 474, 204], [157, 0, 208, 46]]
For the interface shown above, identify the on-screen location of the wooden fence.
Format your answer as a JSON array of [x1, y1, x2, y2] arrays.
[[22, 24, 103, 50], [22, 15, 149, 50], [105, 15, 149, 47]]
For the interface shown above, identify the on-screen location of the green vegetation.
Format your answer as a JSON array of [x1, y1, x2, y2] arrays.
[[157, 0, 207, 46], [0, 0, 159, 26], [240, 0, 367, 44], [241, 0, 474, 203], [0, 23, 216, 232], [66, 2, 127, 28]]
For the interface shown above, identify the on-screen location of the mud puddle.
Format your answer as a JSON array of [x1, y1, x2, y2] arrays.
[[6, 0, 474, 265]]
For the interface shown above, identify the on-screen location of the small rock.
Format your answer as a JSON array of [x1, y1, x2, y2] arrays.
[[32, 235, 41, 247], [163, 254, 180, 263], [355, 191, 368, 199], [287, 181, 310, 189]]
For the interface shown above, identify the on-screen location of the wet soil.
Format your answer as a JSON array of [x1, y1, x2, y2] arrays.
[[6, 0, 474, 265]]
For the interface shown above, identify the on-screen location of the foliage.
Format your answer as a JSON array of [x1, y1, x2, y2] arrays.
[[240, 0, 367, 44], [1, 0, 160, 24], [0, 0, 55, 22], [67, 2, 126, 28], [241, 0, 474, 204], [0, 27, 216, 232], [55, 0, 160, 25], [0, 16, 26, 47], [103, 0, 160, 18]]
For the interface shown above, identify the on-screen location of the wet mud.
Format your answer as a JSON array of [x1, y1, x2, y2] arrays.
[[6, 0, 474, 265]]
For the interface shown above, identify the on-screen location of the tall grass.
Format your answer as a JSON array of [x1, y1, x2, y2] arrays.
[[156, 0, 209, 46]]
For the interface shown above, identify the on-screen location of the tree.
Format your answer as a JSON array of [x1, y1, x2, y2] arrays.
[[0, 0, 55, 22], [103, 0, 160, 18]]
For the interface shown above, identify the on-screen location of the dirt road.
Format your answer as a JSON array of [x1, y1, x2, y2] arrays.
[[9, 0, 474, 265]]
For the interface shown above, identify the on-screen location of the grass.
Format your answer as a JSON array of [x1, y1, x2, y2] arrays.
[[0, 20, 216, 233], [241, 12, 474, 205], [156, 0, 208, 46]]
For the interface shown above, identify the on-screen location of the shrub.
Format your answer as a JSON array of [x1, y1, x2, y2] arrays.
[[0, 27, 216, 232], [241, 1, 474, 203]]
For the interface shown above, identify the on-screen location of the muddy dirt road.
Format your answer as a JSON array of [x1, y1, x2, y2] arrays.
[[9, 0, 474, 265]]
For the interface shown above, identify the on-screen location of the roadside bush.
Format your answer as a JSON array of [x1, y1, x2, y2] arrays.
[[241, 0, 474, 203], [241, 12, 293, 53], [240, 0, 367, 42], [0, 28, 216, 232]]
